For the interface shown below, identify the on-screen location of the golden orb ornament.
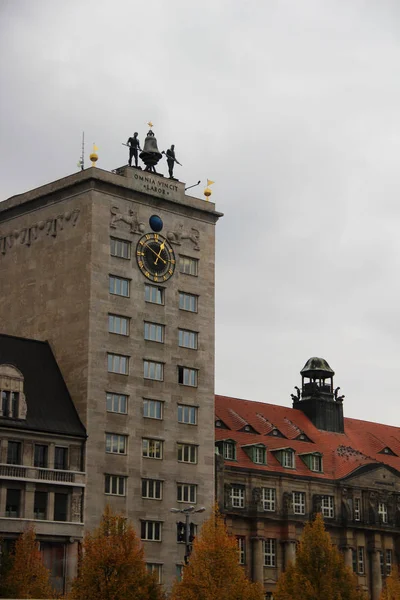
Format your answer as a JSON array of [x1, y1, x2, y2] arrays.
[[90, 144, 98, 167]]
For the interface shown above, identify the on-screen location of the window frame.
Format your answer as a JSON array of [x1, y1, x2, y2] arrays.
[[105, 433, 127, 455], [310, 454, 323, 472], [179, 291, 198, 312], [386, 549, 392, 576], [237, 536, 246, 565], [144, 360, 164, 381], [109, 275, 130, 297], [178, 366, 198, 387], [141, 520, 162, 542], [378, 502, 388, 524], [34, 444, 48, 468], [354, 497, 361, 521], [146, 563, 163, 584], [223, 441, 236, 460], [177, 443, 198, 464], [231, 485, 245, 508], [108, 314, 130, 336], [292, 491, 306, 515], [105, 474, 126, 496], [177, 483, 197, 504], [282, 449, 295, 469], [321, 495, 335, 519], [106, 392, 128, 415], [143, 399, 163, 420], [263, 538, 276, 567], [7, 441, 21, 465], [179, 255, 198, 276], [142, 438, 163, 460], [107, 353, 129, 375], [178, 329, 198, 350], [144, 322, 165, 343], [110, 237, 131, 259], [142, 478, 163, 500], [262, 488, 276, 512], [358, 546, 365, 575], [145, 284, 165, 305], [178, 404, 198, 425], [253, 445, 266, 465]]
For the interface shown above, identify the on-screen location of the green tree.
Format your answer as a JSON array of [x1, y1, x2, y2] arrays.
[[170, 506, 264, 600], [380, 565, 400, 600], [275, 513, 366, 600], [3, 526, 54, 599], [70, 505, 164, 600]]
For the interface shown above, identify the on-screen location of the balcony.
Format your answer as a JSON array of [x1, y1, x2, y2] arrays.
[[0, 464, 85, 487], [0, 517, 84, 538]]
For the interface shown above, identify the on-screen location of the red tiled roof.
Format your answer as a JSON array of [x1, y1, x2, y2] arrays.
[[215, 395, 400, 480]]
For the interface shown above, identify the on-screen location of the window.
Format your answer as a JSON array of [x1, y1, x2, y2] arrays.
[[1, 391, 18, 418], [105, 475, 126, 496], [144, 360, 163, 381], [321, 496, 334, 518], [223, 441, 236, 460], [179, 291, 198, 312], [142, 479, 163, 500], [386, 549, 392, 575], [358, 546, 365, 575], [282, 450, 295, 468], [231, 485, 245, 508], [143, 399, 163, 419], [34, 444, 48, 468], [106, 434, 127, 454], [237, 537, 246, 565], [177, 522, 197, 543], [107, 353, 129, 375], [352, 549, 357, 573], [142, 438, 163, 459], [178, 329, 198, 349], [145, 284, 164, 305], [177, 443, 197, 463], [141, 521, 162, 541], [34, 491, 47, 519], [5, 489, 20, 517], [146, 563, 162, 584], [144, 322, 164, 343], [54, 446, 68, 470], [178, 405, 198, 425], [178, 366, 198, 387], [292, 491, 305, 515], [177, 483, 197, 503], [106, 392, 128, 414], [263, 539, 276, 567], [253, 446, 266, 464], [7, 441, 21, 465], [379, 502, 388, 524], [110, 237, 131, 259], [179, 256, 198, 276], [108, 314, 129, 336], [354, 497, 361, 521], [176, 564, 184, 582], [380, 551, 385, 576], [262, 488, 276, 512], [54, 493, 68, 521], [310, 454, 323, 472], [109, 275, 130, 297]]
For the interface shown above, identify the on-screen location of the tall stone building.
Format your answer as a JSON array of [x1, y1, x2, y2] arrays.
[[216, 357, 400, 600], [0, 160, 222, 586]]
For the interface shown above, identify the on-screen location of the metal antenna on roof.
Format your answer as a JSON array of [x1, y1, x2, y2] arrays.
[[77, 131, 85, 171]]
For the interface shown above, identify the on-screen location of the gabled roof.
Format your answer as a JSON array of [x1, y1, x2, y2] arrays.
[[215, 394, 400, 480], [0, 334, 86, 437]]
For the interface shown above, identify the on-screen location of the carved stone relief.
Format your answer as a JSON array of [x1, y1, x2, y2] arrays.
[[110, 206, 145, 234], [167, 223, 200, 250]]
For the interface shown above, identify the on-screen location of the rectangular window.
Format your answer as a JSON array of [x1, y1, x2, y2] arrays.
[[5, 489, 21, 517], [321, 495, 334, 518], [179, 291, 198, 312], [263, 539, 276, 567], [141, 521, 162, 541], [282, 450, 294, 468], [179, 256, 198, 276], [1, 391, 18, 418], [7, 441, 21, 465], [178, 329, 198, 349], [106, 392, 128, 414], [352, 549, 357, 573], [143, 399, 163, 420], [292, 491, 306, 515], [107, 353, 129, 375], [223, 442, 236, 460], [34, 491, 47, 519], [358, 546, 365, 575], [146, 563, 162, 584], [145, 284, 164, 305], [231, 486, 245, 508], [176, 565, 184, 582], [237, 537, 246, 565], [109, 314, 129, 336], [105, 475, 126, 496], [178, 366, 198, 387], [144, 322, 164, 343], [110, 237, 131, 259], [310, 454, 323, 472], [253, 446, 265, 464], [177, 443, 197, 464], [144, 360, 163, 381], [54, 446, 68, 470], [34, 444, 48, 468], [386, 549, 392, 576], [54, 493, 68, 522], [142, 439, 163, 459], [262, 488, 276, 512], [109, 275, 130, 297], [378, 502, 388, 524], [106, 434, 127, 455], [380, 551, 385, 577], [354, 497, 361, 521], [178, 405, 198, 425], [142, 479, 163, 500], [177, 483, 197, 503]]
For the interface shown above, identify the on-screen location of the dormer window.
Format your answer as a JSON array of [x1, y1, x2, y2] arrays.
[[299, 452, 323, 473], [216, 440, 236, 460], [1, 391, 18, 418], [0, 365, 27, 420], [244, 425, 251, 432], [272, 448, 295, 469], [379, 447, 397, 457], [216, 420, 222, 427], [242, 444, 266, 465]]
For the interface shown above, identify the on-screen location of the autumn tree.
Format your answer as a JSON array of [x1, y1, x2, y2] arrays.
[[3, 526, 54, 599], [380, 565, 400, 600], [275, 513, 366, 600], [70, 505, 164, 600], [170, 506, 264, 600]]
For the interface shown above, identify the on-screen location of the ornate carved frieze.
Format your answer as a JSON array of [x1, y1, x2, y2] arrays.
[[0, 209, 80, 256], [110, 206, 145, 234], [167, 223, 200, 250]]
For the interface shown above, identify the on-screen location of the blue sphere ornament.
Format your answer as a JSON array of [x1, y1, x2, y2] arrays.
[[149, 215, 163, 232]]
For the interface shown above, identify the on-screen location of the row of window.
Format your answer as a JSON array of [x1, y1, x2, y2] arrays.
[[5, 442, 69, 469], [105, 475, 197, 503], [106, 393, 197, 424], [108, 315, 199, 349], [4, 488, 69, 521], [110, 277, 199, 314], [236, 537, 278, 567], [107, 355, 198, 386], [105, 435, 197, 463], [140, 520, 197, 543], [145, 564, 185, 586], [110, 238, 199, 276]]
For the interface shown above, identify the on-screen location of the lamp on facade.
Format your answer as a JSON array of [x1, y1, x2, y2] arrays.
[[170, 506, 206, 564]]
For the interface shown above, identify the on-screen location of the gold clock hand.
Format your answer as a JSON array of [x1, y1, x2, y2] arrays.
[[144, 242, 167, 264], [154, 241, 166, 265]]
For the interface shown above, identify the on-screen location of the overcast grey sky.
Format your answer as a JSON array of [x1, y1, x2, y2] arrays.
[[2, 0, 400, 425]]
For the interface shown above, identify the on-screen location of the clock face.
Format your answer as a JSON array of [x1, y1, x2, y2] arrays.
[[136, 233, 176, 282]]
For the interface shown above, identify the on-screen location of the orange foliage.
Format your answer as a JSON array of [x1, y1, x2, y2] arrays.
[[380, 565, 400, 600], [170, 506, 264, 600], [3, 525, 54, 599], [70, 505, 164, 600]]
